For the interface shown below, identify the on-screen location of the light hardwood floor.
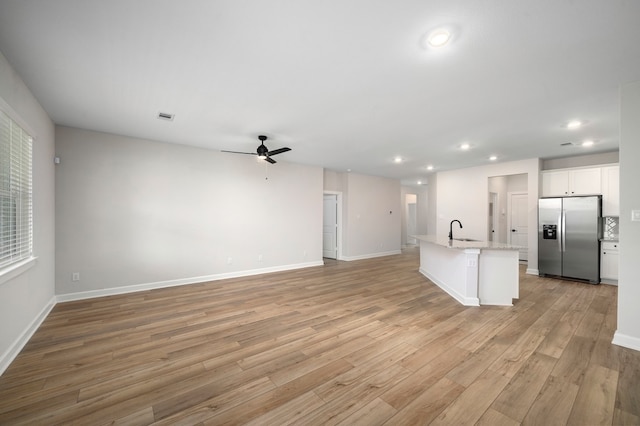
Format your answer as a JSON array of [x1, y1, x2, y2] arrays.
[[1, 247, 639, 425]]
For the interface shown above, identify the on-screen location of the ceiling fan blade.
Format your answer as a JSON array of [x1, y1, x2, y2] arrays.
[[221, 150, 257, 156], [267, 147, 291, 156], [223, 136, 289, 164]]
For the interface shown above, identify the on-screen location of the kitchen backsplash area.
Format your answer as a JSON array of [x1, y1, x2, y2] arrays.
[[603, 216, 619, 240]]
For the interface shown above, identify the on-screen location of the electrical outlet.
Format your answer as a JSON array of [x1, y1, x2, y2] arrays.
[[72, 272, 80, 281], [632, 210, 640, 222]]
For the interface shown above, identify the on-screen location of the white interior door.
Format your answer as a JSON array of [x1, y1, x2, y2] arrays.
[[509, 192, 528, 261], [323, 194, 338, 259]]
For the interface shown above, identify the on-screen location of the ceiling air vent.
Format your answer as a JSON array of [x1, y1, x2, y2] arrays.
[[157, 112, 175, 121], [560, 142, 575, 147]]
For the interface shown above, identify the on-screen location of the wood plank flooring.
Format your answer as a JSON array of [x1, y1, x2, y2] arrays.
[[1, 247, 639, 425]]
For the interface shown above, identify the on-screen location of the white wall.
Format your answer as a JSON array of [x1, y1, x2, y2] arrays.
[[343, 173, 401, 260], [542, 151, 619, 170], [427, 174, 438, 235], [0, 52, 56, 373], [614, 81, 640, 351], [55, 126, 323, 297], [507, 173, 527, 192], [323, 169, 346, 193], [416, 186, 429, 236], [434, 158, 540, 273], [324, 170, 402, 260]]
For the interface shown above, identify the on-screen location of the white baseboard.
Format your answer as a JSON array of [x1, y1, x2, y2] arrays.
[[612, 331, 640, 352], [526, 268, 539, 275], [419, 267, 480, 307], [56, 261, 324, 303], [341, 250, 402, 262], [0, 296, 56, 376]]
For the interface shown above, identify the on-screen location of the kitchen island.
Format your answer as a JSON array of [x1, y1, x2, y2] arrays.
[[414, 235, 521, 306]]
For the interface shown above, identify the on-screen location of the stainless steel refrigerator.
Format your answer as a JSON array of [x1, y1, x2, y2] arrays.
[[538, 195, 601, 283]]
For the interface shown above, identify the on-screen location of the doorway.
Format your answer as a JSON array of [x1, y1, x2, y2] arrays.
[[323, 192, 341, 259], [406, 194, 417, 245], [508, 192, 528, 261], [488, 173, 528, 260]]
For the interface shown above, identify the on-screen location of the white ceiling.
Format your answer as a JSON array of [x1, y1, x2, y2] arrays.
[[1, 0, 638, 185]]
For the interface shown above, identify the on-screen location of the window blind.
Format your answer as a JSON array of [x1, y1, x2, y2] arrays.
[[0, 109, 33, 270]]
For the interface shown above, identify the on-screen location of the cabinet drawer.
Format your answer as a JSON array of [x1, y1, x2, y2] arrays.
[[602, 242, 619, 251]]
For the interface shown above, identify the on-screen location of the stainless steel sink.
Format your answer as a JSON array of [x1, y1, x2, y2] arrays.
[[453, 238, 479, 242]]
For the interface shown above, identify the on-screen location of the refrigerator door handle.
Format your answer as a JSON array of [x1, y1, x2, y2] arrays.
[[561, 211, 566, 253]]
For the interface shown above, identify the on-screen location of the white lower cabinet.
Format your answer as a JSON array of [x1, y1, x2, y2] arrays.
[[601, 241, 619, 283]]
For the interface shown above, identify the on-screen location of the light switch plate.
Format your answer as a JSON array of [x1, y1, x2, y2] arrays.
[[632, 210, 640, 222]]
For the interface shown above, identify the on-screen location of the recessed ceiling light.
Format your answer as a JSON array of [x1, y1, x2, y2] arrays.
[[582, 140, 594, 147], [427, 29, 451, 48], [460, 143, 470, 151], [394, 156, 403, 163], [417, 180, 422, 185], [566, 120, 582, 130], [426, 165, 434, 171], [489, 155, 498, 161]]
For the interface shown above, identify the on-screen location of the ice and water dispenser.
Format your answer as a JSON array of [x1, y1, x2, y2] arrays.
[[543, 224, 557, 240]]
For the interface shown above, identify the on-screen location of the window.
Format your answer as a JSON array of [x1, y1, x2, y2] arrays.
[[0, 109, 33, 270]]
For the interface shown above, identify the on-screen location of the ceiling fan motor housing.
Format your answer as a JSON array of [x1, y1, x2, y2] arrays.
[[257, 144, 268, 156], [257, 135, 268, 156]]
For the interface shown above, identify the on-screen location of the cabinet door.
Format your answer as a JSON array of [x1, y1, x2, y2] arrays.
[[601, 249, 619, 280], [568, 168, 601, 195], [601, 166, 620, 216], [541, 171, 569, 196]]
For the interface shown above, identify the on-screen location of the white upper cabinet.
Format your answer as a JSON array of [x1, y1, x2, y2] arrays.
[[541, 167, 601, 196], [601, 165, 620, 216], [541, 170, 569, 196], [568, 167, 602, 195]]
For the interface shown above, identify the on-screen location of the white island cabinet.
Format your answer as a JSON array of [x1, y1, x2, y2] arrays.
[[414, 235, 521, 306]]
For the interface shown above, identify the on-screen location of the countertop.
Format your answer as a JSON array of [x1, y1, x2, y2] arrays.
[[413, 235, 522, 250]]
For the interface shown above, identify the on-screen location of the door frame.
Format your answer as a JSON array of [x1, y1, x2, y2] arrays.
[[488, 192, 498, 242], [323, 191, 343, 260], [507, 191, 528, 260]]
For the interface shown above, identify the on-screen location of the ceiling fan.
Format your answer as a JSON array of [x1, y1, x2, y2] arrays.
[[222, 135, 291, 164]]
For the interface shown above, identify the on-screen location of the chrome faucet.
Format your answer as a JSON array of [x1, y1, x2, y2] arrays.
[[449, 220, 463, 240]]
